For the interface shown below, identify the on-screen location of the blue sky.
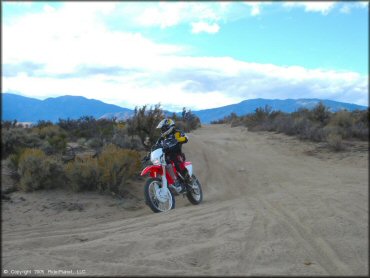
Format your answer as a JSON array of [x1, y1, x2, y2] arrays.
[[2, 2, 369, 110]]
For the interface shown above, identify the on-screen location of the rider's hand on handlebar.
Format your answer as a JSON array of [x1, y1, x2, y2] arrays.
[[142, 153, 150, 163]]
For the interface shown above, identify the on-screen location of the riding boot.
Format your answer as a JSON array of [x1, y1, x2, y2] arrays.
[[174, 180, 185, 193]]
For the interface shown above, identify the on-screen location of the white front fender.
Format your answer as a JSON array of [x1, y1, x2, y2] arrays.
[[185, 163, 193, 176]]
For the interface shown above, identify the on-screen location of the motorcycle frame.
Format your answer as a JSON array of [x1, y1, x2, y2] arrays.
[[141, 152, 193, 188]]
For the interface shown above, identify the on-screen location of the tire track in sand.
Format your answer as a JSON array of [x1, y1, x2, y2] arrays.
[[256, 195, 353, 275]]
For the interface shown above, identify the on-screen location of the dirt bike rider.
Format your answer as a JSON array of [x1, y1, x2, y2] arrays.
[[156, 118, 192, 192]]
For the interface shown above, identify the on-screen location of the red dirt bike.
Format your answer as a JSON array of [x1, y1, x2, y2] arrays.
[[141, 137, 203, 213]]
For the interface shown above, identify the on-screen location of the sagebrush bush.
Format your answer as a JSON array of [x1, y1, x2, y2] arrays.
[[309, 126, 327, 142], [64, 157, 100, 192], [6, 152, 22, 180], [34, 125, 67, 154], [212, 103, 368, 151], [1, 127, 42, 158], [38, 125, 64, 139], [351, 122, 369, 141], [77, 137, 87, 147], [126, 104, 164, 149], [86, 138, 103, 149], [310, 102, 331, 125], [329, 110, 353, 129], [179, 107, 201, 132], [275, 116, 295, 135], [112, 125, 144, 150], [292, 117, 311, 138], [98, 144, 141, 193], [18, 148, 65, 191], [57, 116, 115, 142], [327, 133, 345, 152]]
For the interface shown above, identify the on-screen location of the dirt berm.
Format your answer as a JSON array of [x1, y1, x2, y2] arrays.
[[2, 124, 368, 276]]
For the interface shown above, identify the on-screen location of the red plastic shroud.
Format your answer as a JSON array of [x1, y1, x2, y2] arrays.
[[141, 161, 192, 185]]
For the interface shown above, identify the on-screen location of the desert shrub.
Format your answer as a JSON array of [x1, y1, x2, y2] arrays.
[[351, 109, 369, 140], [1, 120, 18, 129], [308, 126, 327, 142], [1, 127, 42, 158], [18, 148, 65, 191], [230, 119, 243, 127], [329, 110, 353, 129], [47, 135, 67, 154], [166, 109, 201, 132], [7, 153, 21, 173], [97, 144, 141, 193], [211, 112, 238, 125], [292, 108, 311, 119], [244, 106, 275, 130], [86, 137, 104, 150], [38, 125, 63, 139], [213, 103, 367, 151], [274, 116, 295, 135], [6, 152, 23, 180], [36, 125, 68, 154], [126, 104, 164, 149], [126, 105, 201, 149], [64, 157, 100, 192], [327, 133, 345, 152], [57, 116, 116, 142], [35, 120, 53, 128], [77, 137, 87, 147], [180, 108, 201, 132], [112, 125, 144, 150], [255, 105, 272, 122], [351, 122, 369, 141], [309, 102, 331, 125], [174, 120, 188, 133], [292, 117, 311, 139], [351, 109, 369, 126], [325, 122, 351, 140]]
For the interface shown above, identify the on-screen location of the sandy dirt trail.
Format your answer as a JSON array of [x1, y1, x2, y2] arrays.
[[2, 125, 368, 276]]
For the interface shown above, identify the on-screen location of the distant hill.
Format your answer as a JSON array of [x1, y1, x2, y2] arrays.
[[193, 98, 368, 123], [2, 93, 367, 124], [2, 93, 133, 122]]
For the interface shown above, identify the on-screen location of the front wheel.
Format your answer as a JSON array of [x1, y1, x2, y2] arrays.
[[144, 178, 175, 213], [186, 175, 203, 205]]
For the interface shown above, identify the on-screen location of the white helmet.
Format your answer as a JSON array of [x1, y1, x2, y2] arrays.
[[157, 118, 175, 136]]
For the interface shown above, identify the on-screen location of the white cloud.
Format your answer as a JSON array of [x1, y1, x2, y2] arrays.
[[339, 2, 369, 14], [244, 2, 261, 16], [191, 22, 220, 34], [42, 4, 56, 13], [250, 5, 260, 16], [283, 2, 337, 15], [136, 3, 185, 28], [133, 2, 228, 32], [2, 2, 368, 111], [339, 5, 351, 14], [3, 3, 183, 76], [3, 54, 368, 109], [242, 2, 274, 16]]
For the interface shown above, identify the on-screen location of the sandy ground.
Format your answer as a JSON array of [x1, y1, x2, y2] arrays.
[[1, 124, 368, 276]]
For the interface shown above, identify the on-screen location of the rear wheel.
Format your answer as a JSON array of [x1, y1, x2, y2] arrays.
[[144, 178, 175, 213], [186, 175, 203, 205]]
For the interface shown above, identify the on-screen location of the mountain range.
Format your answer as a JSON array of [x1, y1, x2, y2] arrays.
[[2, 92, 367, 124], [2, 93, 132, 123], [193, 98, 367, 123]]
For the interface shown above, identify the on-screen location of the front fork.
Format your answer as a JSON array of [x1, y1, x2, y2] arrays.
[[161, 164, 168, 189], [157, 160, 170, 199]]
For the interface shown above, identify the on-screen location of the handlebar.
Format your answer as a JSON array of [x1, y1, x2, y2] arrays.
[[151, 137, 164, 151], [143, 136, 178, 164], [141, 155, 149, 163]]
